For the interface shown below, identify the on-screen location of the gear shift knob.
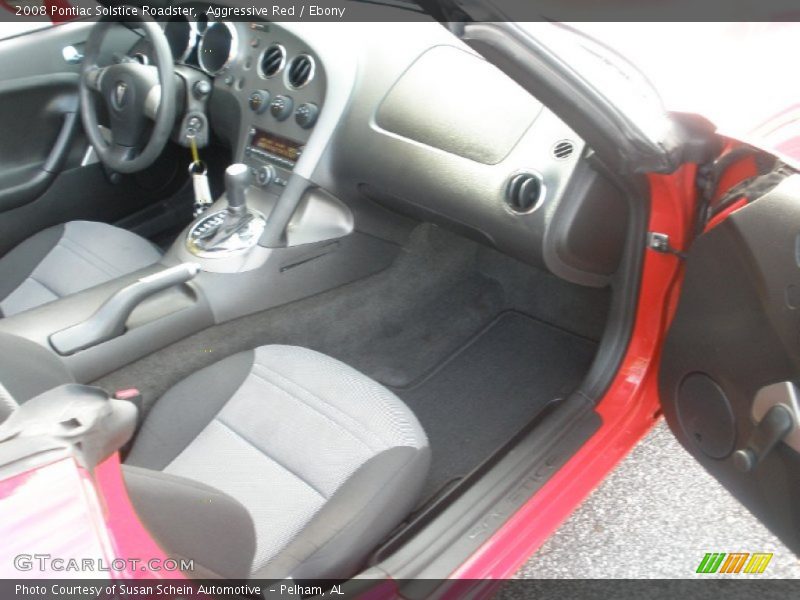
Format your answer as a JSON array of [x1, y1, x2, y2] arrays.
[[225, 163, 250, 215]]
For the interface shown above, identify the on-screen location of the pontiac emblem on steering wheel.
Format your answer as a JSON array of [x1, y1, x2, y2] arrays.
[[112, 81, 128, 109]]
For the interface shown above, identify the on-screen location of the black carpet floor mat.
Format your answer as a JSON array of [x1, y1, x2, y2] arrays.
[[395, 310, 598, 501]]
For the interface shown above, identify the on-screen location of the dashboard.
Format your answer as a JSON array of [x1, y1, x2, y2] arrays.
[[133, 7, 628, 288]]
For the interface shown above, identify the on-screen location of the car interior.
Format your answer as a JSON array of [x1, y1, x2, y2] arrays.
[[0, 4, 743, 584]]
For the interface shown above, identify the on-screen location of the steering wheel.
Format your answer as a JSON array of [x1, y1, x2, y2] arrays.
[[79, 15, 177, 174]]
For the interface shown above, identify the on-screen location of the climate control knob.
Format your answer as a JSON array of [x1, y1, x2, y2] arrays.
[[270, 95, 293, 121], [255, 164, 276, 187], [295, 102, 319, 129], [249, 90, 270, 114]]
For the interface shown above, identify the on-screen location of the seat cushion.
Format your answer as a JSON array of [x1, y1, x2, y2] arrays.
[[126, 345, 430, 580], [0, 221, 162, 317]]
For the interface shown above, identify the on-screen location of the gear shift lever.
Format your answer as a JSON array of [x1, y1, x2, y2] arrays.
[[185, 163, 267, 257], [225, 163, 250, 216]]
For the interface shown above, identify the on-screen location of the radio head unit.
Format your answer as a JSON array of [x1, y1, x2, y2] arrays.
[[245, 128, 304, 189]]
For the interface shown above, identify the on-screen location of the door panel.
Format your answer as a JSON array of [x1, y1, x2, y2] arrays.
[[659, 175, 800, 554], [0, 74, 81, 212], [0, 21, 189, 256]]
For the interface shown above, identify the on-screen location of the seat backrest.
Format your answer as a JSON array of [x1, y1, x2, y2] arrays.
[[0, 332, 74, 406], [122, 465, 257, 580]]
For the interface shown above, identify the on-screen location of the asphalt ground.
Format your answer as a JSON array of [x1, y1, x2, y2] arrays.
[[514, 421, 800, 579]]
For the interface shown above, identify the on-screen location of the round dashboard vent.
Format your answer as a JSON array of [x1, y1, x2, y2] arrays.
[[552, 139, 575, 160], [260, 44, 285, 78], [287, 54, 314, 89], [506, 172, 545, 214]]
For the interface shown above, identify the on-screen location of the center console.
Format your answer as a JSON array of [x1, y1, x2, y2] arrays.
[[178, 22, 345, 267], [236, 23, 325, 192]]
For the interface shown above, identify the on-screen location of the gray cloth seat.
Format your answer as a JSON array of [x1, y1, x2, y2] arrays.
[[0, 221, 162, 318], [124, 345, 430, 581]]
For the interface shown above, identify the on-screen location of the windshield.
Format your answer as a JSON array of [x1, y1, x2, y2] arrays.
[[570, 23, 800, 152], [516, 22, 673, 146]]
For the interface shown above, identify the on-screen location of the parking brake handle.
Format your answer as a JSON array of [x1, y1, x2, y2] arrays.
[[49, 263, 200, 356]]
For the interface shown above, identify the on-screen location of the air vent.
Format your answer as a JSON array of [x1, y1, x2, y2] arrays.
[[287, 54, 314, 89], [552, 139, 575, 160], [506, 172, 545, 214], [259, 44, 285, 78]]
